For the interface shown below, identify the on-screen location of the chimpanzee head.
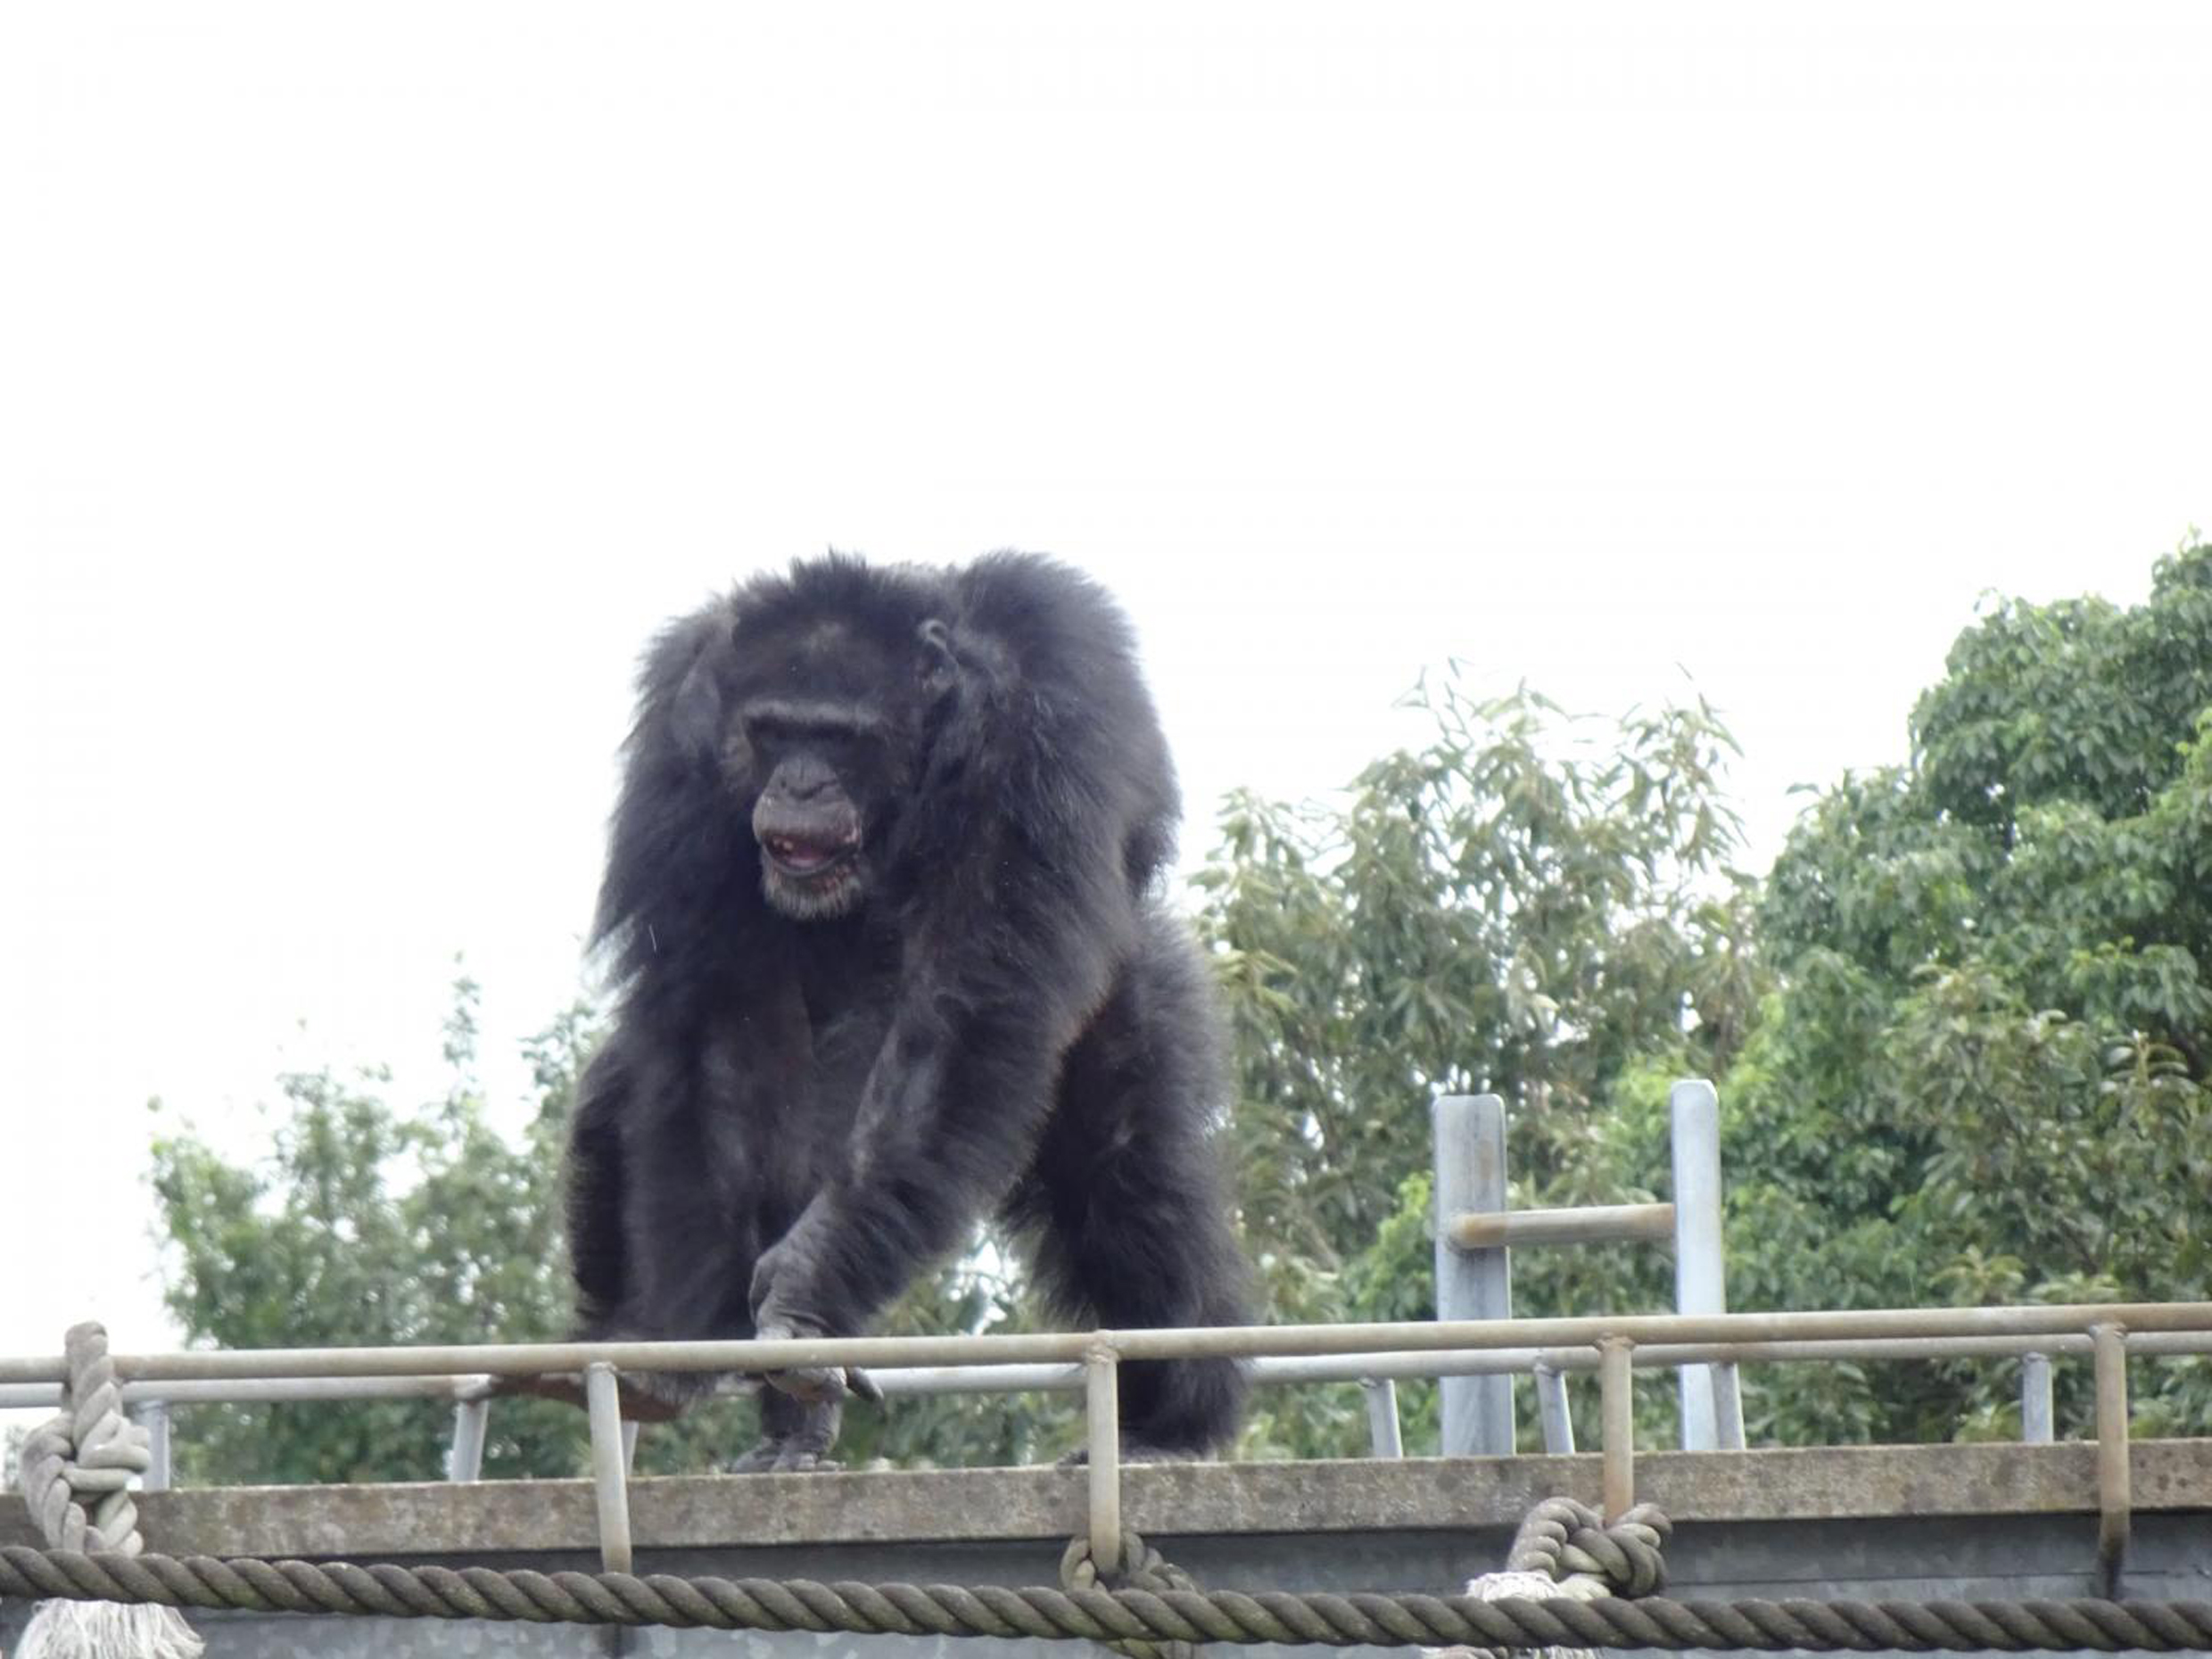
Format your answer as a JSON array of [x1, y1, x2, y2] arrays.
[[706, 598, 961, 922]]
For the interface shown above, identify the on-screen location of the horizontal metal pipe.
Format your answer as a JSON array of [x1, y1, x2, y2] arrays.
[[0, 1353, 1552, 1411], [874, 1331, 2212, 1389], [871, 1363, 1084, 1396], [0, 1375, 491, 1409], [5, 1327, 2208, 1410], [1448, 1201, 1674, 1250], [4, 1302, 2207, 1386]]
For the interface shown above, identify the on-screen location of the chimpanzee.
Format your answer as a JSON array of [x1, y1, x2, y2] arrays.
[[565, 552, 1253, 1470]]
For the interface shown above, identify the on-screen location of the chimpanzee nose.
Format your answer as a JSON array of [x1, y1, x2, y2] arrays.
[[777, 760, 838, 802]]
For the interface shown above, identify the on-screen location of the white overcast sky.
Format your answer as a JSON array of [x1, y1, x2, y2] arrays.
[[2, 4, 2208, 1384]]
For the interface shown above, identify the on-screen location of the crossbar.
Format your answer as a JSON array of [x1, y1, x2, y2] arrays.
[[1448, 1201, 1675, 1250]]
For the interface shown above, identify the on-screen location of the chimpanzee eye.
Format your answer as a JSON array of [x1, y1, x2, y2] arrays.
[[743, 713, 796, 751]]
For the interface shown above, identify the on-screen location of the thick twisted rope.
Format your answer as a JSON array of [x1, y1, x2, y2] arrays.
[[5, 1549, 2211, 1650], [10, 1324, 205, 1659]]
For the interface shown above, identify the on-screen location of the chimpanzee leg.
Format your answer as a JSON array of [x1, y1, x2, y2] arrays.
[[1013, 912, 1253, 1457], [574, 1006, 836, 1432]]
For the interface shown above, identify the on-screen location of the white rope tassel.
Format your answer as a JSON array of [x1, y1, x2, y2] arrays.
[[1424, 1496, 1671, 1659], [19, 1601, 205, 1659], [14, 1324, 204, 1659]]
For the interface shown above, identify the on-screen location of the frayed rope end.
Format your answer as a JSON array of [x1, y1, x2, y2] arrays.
[[17, 1599, 204, 1659]]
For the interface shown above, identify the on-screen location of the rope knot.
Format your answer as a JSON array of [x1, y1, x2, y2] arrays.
[[1432, 1496, 1675, 1659], [1504, 1496, 1672, 1597], [12, 1323, 203, 1659], [1061, 1528, 1201, 1659], [20, 1325, 155, 1556]]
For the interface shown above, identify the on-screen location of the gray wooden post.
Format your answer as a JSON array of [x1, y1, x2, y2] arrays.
[[1670, 1078, 1740, 1449], [1433, 1092, 1514, 1455]]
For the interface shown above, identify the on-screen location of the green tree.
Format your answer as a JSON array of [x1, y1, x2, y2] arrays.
[[1732, 541, 2212, 1442], [1197, 678, 1763, 1456], [149, 983, 598, 1482]]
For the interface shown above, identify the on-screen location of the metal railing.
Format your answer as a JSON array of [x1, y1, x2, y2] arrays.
[[6, 1301, 2211, 1589], [1432, 1082, 1742, 1457]]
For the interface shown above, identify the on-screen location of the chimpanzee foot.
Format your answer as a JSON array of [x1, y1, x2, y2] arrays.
[[726, 1387, 843, 1473], [727, 1437, 836, 1473]]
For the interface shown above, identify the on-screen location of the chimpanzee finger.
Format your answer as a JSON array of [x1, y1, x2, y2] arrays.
[[762, 1364, 846, 1404]]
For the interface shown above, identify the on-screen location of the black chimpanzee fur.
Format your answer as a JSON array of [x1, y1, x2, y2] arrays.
[[565, 551, 1254, 1471]]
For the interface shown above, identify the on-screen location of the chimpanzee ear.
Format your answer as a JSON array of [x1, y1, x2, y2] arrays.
[[669, 644, 726, 759], [917, 618, 960, 699]]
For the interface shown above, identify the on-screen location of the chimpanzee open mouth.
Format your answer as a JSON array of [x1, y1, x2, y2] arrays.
[[761, 833, 860, 879]]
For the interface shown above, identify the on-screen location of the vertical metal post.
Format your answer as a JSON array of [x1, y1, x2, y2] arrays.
[[1433, 1092, 1513, 1455], [1085, 1342, 1123, 1576], [1534, 1363, 1575, 1453], [1361, 1377, 1404, 1458], [2021, 1351, 2055, 1443], [622, 1419, 641, 1471], [583, 1363, 633, 1574], [2091, 1323, 2129, 1596], [448, 1397, 489, 1482], [137, 1400, 172, 1493], [1712, 1357, 1746, 1449], [1598, 1336, 1635, 1520], [1670, 1078, 1736, 1449]]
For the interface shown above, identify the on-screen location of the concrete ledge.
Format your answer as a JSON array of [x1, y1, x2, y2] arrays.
[[3, 1441, 2204, 1561]]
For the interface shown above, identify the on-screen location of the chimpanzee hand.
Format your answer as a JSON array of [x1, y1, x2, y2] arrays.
[[751, 1232, 880, 1405]]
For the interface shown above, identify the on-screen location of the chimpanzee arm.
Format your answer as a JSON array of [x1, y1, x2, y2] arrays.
[[749, 896, 1124, 1344]]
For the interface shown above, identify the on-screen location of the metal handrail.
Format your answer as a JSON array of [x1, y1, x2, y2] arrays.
[[5, 1300, 2208, 1384], [7, 1328, 2209, 1410], [10, 1301, 2201, 1588]]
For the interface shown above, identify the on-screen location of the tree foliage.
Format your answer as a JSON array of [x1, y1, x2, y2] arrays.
[[1734, 541, 2212, 1441], [1196, 678, 1764, 1455]]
